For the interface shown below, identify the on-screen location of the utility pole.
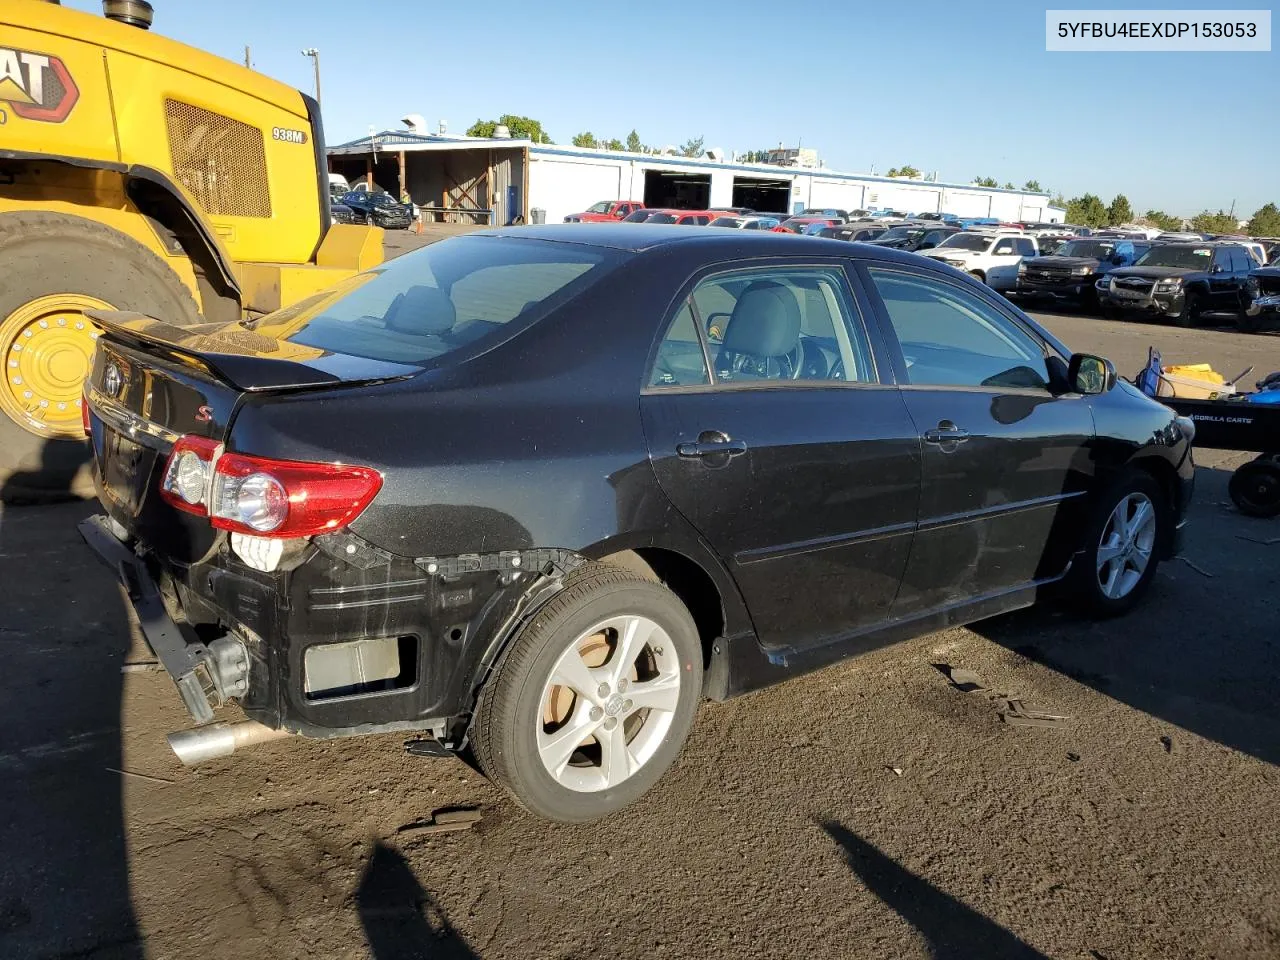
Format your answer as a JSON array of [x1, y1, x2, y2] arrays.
[[243, 45, 251, 68], [301, 48, 321, 105]]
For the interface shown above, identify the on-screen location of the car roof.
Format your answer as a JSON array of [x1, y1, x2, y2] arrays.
[[475, 223, 932, 262]]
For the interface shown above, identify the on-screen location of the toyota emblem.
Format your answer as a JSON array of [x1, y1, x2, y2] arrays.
[[103, 363, 122, 398]]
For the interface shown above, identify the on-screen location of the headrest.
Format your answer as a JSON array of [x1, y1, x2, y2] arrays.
[[384, 285, 455, 335], [722, 281, 801, 358]]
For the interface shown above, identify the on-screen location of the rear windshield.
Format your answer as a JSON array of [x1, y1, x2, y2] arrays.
[[252, 236, 621, 366]]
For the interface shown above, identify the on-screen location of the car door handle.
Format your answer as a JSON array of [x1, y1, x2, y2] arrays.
[[677, 436, 748, 459], [923, 422, 971, 444]]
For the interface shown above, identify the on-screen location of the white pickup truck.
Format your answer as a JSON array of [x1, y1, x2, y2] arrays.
[[922, 231, 1039, 291]]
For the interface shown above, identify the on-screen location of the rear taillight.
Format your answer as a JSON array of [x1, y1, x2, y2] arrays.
[[160, 435, 221, 515], [158, 436, 382, 538]]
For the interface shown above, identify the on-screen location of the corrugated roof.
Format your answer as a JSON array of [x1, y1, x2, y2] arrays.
[[328, 131, 1056, 202]]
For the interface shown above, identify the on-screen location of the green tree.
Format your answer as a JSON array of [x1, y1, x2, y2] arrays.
[[605, 137, 625, 151], [1143, 210, 1182, 231], [1050, 193, 1067, 208], [1023, 180, 1043, 193], [466, 114, 551, 143], [887, 164, 920, 178], [680, 136, 705, 158], [1003, 182, 1016, 190], [1065, 193, 1109, 228], [1191, 210, 1240, 234], [972, 176, 999, 188], [571, 131, 598, 148], [1246, 202, 1280, 236], [1107, 194, 1134, 226], [625, 129, 642, 152]]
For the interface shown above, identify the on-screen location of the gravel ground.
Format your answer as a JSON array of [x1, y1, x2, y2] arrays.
[[1, 293, 1277, 960]]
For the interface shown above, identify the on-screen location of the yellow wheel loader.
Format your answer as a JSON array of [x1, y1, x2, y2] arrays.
[[0, 0, 382, 500]]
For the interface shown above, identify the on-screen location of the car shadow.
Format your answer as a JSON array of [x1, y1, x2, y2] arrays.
[[820, 820, 1050, 959], [0, 439, 142, 957], [356, 841, 479, 960], [977, 462, 1280, 767]]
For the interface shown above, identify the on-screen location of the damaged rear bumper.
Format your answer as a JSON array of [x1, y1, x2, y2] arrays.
[[78, 514, 246, 726]]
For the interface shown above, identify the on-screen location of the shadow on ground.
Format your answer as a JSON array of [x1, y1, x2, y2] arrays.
[[0, 440, 142, 957], [357, 841, 479, 960], [977, 464, 1280, 766], [821, 821, 1049, 959]]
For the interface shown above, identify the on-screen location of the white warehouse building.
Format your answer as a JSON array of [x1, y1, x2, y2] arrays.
[[328, 131, 1064, 227]]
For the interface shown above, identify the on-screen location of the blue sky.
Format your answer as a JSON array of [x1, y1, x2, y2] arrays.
[[66, 0, 1276, 216]]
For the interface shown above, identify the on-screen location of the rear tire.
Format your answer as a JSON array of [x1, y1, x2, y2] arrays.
[[0, 212, 202, 503], [1068, 471, 1167, 617], [471, 563, 703, 823], [1228, 458, 1280, 518]]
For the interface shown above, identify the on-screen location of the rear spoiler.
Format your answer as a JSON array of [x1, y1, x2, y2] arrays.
[[86, 310, 420, 392]]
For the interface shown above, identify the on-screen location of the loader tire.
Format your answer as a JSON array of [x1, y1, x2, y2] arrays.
[[0, 212, 202, 503]]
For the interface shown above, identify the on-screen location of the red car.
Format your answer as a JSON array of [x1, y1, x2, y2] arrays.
[[628, 209, 719, 225], [564, 200, 644, 223], [773, 216, 841, 234]]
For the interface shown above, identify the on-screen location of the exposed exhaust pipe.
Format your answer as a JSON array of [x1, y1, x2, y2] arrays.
[[102, 0, 154, 29], [167, 720, 289, 766]]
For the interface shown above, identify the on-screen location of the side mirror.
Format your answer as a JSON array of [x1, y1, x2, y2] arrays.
[[1211, 264, 1226, 274], [1068, 353, 1116, 395], [919, 241, 937, 250]]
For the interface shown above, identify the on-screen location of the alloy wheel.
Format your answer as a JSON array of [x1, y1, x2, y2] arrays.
[[537, 615, 681, 793], [1096, 492, 1157, 599]]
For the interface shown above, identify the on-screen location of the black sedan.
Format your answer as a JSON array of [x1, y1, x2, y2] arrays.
[[80, 226, 1195, 823], [339, 190, 414, 229], [329, 200, 361, 225]]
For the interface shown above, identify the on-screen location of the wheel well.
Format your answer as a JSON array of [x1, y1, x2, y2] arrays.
[[600, 548, 725, 669], [127, 178, 241, 326], [1129, 457, 1181, 553]]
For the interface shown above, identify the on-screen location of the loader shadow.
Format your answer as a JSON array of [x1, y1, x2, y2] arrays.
[[0, 440, 142, 958], [820, 821, 1050, 960], [357, 842, 479, 960]]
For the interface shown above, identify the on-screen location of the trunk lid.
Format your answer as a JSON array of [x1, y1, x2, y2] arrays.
[[84, 310, 419, 562]]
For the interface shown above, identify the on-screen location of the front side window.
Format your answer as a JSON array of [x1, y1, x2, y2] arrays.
[[993, 238, 1017, 255], [868, 268, 1050, 390]]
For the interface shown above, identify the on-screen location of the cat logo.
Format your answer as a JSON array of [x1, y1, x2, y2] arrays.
[[0, 47, 79, 123]]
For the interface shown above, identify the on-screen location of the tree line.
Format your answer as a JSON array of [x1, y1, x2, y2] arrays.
[[1060, 194, 1280, 235], [462, 122, 1280, 234]]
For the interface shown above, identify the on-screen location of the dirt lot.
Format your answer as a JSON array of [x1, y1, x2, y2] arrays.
[[1, 258, 1278, 959]]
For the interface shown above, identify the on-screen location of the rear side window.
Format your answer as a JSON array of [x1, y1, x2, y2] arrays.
[[1014, 238, 1036, 256], [253, 237, 620, 366], [649, 267, 876, 388]]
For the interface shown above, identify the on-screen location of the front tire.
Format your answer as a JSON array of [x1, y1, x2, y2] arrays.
[[1068, 471, 1167, 617], [0, 212, 202, 502], [472, 564, 703, 823], [1169, 291, 1200, 328]]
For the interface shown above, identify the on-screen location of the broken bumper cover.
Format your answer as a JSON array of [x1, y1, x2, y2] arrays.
[[78, 514, 226, 725]]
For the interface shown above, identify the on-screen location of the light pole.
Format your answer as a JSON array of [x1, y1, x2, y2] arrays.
[[300, 48, 321, 105]]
